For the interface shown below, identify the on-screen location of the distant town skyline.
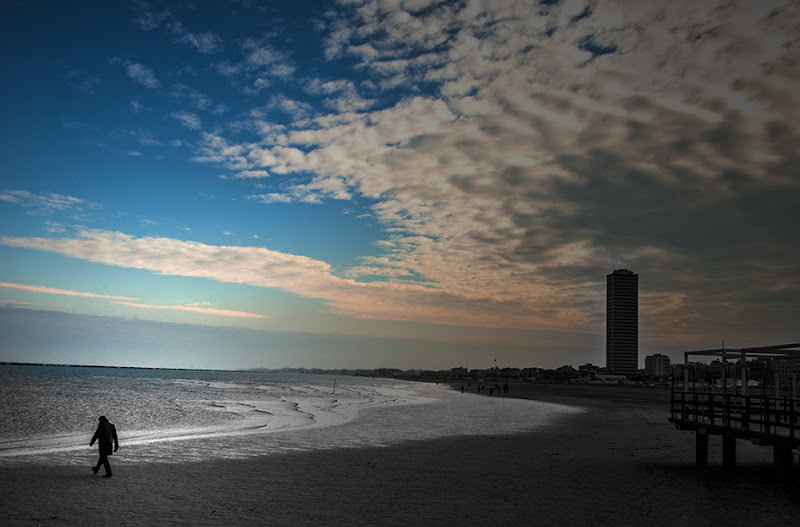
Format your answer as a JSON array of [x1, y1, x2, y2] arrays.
[[2, 1, 799, 370]]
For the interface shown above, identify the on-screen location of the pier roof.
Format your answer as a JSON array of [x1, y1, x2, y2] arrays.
[[682, 342, 800, 362]]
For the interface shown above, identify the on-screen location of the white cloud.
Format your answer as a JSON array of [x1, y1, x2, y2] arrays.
[[230, 170, 270, 179], [214, 61, 242, 77], [244, 77, 270, 95], [170, 111, 202, 130], [0, 281, 138, 301], [114, 301, 262, 319], [269, 63, 295, 79], [0, 190, 91, 216], [260, 95, 316, 120], [124, 128, 161, 146], [125, 63, 160, 88], [43, 221, 66, 234], [248, 193, 292, 204], [64, 69, 100, 95], [211, 37, 295, 92], [0, 230, 574, 329], [193, 132, 248, 169], [242, 39, 281, 66], [135, 9, 171, 31], [320, 82, 376, 112], [108, 58, 160, 88], [177, 31, 223, 54], [344, 266, 414, 279], [170, 88, 224, 116], [134, 7, 223, 54]]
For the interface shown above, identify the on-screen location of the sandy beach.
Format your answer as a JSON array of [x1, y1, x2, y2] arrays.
[[2, 383, 798, 527]]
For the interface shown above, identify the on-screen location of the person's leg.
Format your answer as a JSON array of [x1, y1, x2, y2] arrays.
[[93, 455, 102, 474], [101, 454, 112, 477]]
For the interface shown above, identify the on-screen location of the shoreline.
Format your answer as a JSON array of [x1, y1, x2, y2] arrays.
[[2, 383, 798, 526], [448, 380, 673, 406]]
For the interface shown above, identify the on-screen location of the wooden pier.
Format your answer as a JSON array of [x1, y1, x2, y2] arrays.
[[668, 343, 800, 483]]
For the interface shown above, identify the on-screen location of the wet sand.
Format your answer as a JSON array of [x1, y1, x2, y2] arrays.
[[2, 382, 798, 526]]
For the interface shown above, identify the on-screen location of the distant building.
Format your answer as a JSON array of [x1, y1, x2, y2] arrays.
[[645, 353, 671, 377], [521, 367, 544, 379], [547, 365, 578, 382], [606, 269, 638, 375], [591, 373, 631, 385]]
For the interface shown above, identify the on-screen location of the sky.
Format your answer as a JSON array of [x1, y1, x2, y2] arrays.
[[1, 0, 799, 371]]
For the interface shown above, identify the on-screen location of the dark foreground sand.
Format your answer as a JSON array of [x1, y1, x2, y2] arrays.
[[2, 383, 799, 526]]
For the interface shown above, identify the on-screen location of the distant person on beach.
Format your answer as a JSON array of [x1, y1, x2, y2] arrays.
[[90, 415, 118, 478]]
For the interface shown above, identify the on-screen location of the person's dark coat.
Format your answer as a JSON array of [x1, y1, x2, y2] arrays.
[[91, 419, 118, 456]]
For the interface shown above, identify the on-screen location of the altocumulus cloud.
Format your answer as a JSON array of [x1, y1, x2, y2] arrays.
[[0, 190, 94, 216], [109, 58, 160, 89], [190, 0, 800, 341], [4, 1, 800, 345], [170, 111, 202, 130]]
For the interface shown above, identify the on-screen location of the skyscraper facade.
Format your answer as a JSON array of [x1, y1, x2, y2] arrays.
[[606, 269, 639, 375]]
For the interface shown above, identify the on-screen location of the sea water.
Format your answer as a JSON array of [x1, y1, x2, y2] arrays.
[[0, 364, 582, 466]]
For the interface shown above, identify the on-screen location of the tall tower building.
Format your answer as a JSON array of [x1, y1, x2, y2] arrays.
[[606, 269, 638, 375]]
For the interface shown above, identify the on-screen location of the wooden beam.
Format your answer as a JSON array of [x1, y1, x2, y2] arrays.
[[723, 436, 737, 471], [774, 446, 793, 484], [741, 343, 800, 353], [696, 432, 708, 465]]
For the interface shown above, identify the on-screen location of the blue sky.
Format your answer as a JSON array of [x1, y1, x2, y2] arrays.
[[1, 0, 799, 370]]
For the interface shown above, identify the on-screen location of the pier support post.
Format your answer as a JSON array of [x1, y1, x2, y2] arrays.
[[722, 436, 736, 471], [696, 431, 708, 465], [774, 446, 793, 484]]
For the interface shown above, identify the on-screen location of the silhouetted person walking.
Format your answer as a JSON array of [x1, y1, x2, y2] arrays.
[[90, 415, 118, 478]]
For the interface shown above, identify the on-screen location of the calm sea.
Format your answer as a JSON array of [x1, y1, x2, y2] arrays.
[[0, 365, 581, 466]]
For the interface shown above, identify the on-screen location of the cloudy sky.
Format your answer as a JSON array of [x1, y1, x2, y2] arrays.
[[1, 0, 798, 370]]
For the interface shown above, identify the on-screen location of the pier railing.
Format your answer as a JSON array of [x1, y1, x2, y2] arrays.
[[667, 343, 800, 482], [669, 391, 800, 446]]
